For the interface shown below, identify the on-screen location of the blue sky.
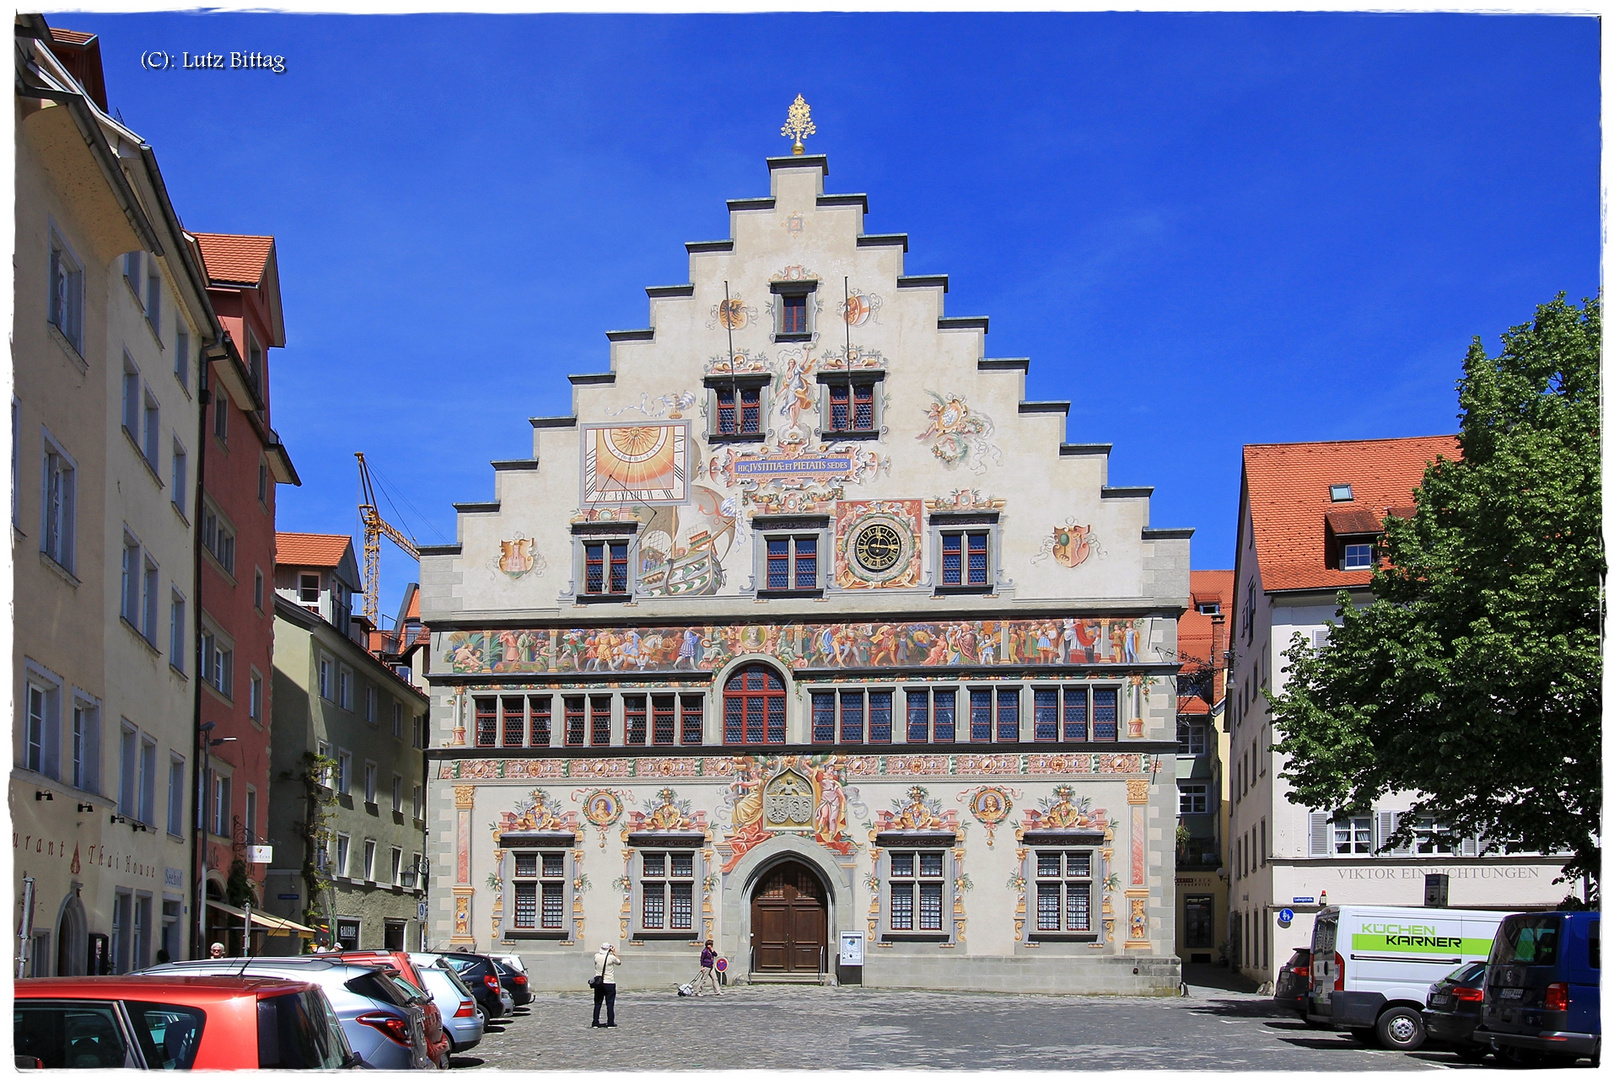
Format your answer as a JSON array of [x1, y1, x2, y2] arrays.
[[58, 11, 1600, 624]]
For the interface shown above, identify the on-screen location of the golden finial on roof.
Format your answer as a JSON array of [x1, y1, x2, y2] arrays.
[[781, 94, 816, 155]]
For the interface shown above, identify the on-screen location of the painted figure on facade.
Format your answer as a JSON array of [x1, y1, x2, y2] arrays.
[[1019, 785, 1107, 832], [918, 391, 1001, 472], [872, 786, 962, 836]]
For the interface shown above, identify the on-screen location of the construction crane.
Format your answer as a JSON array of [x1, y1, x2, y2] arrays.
[[355, 452, 420, 627]]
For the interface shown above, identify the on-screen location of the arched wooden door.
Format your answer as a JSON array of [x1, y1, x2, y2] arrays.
[[750, 861, 828, 974]]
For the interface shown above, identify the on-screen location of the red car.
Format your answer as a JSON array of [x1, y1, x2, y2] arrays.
[[334, 951, 451, 1067], [14, 975, 356, 1069]]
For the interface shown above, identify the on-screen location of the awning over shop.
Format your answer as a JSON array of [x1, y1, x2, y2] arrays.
[[205, 899, 317, 938]]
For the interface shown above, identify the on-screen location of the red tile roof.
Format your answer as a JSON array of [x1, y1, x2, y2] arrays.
[[1243, 436, 1459, 593], [275, 532, 353, 568], [1178, 569, 1234, 715], [194, 233, 275, 286]]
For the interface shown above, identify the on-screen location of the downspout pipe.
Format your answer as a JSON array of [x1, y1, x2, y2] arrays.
[[192, 345, 227, 955]]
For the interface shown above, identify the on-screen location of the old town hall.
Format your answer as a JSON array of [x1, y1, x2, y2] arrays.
[[419, 101, 1191, 993]]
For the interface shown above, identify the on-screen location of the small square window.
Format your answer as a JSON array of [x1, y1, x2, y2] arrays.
[[1329, 484, 1354, 502], [1343, 543, 1373, 570]]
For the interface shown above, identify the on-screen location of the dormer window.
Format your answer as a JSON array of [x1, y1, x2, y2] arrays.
[[299, 573, 319, 602], [1343, 542, 1374, 570], [1329, 484, 1354, 502], [1195, 602, 1220, 615]]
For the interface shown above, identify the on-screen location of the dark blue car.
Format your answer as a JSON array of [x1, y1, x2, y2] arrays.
[[1474, 911, 1600, 1065]]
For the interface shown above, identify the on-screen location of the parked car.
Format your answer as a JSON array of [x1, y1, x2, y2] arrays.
[[417, 963, 483, 1054], [491, 958, 532, 1008], [140, 957, 433, 1070], [1273, 947, 1312, 1017], [1308, 904, 1511, 1050], [426, 953, 512, 1022], [1474, 911, 1601, 1065], [1422, 960, 1489, 1060], [487, 953, 528, 978], [333, 951, 451, 1067], [14, 974, 358, 1069]]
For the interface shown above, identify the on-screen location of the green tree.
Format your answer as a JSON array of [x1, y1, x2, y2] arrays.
[[1271, 294, 1602, 897]]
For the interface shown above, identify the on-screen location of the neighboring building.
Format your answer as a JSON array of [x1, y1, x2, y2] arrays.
[[192, 232, 299, 953], [1173, 570, 1230, 965], [265, 533, 429, 952], [13, 16, 223, 975], [1225, 437, 1572, 986], [419, 136, 1191, 994]]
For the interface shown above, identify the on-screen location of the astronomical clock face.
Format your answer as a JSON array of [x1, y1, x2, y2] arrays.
[[581, 422, 689, 506], [847, 515, 915, 583]]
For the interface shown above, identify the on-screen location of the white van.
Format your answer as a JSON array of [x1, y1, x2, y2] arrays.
[[1308, 905, 1513, 1050]]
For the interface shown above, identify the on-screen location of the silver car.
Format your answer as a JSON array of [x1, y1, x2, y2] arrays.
[[139, 957, 434, 1069], [418, 963, 484, 1053]]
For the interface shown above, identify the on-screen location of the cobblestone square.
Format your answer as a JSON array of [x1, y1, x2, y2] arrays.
[[456, 984, 1535, 1071]]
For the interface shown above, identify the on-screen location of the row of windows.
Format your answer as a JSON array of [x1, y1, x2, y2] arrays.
[[314, 739, 424, 817], [498, 844, 1098, 941], [473, 674, 1123, 749], [578, 523, 996, 598], [318, 652, 413, 736], [321, 833, 423, 888]]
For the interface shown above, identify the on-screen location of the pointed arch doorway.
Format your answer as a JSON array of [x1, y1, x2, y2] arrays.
[[750, 859, 828, 975]]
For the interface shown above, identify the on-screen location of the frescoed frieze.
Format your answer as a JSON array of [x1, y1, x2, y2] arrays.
[[444, 616, 1164, 676], [435, 752, 1152, 784], [923, 489, 1006, 513], [745, 485, 843, 515], [818, 342, 883, 369], [836, 499, 923, 589]]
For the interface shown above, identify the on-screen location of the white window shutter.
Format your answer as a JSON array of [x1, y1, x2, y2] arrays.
[[1376, 811, 1396, 853], [1309, 812, 1332, 856], [1461, 834, 1479, 857], [1391, 812, 1412, 855]]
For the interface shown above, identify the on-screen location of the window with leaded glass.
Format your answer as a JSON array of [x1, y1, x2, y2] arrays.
[[904, 687, 957, 743], [564, 696, 585, 746], [1033, 685, 1106, 741], [625, 695, 647, 745], [887, 849, 947, 935], [652, 695, 676, 745], [528, 695, 551, 747], [1033, 849, 1094, 936], [940, 531, 989, 587], [501, 696, 525, 747], [967, 687, 1020, 741], [474, 697, 497, 747], [590, 695, 611, 746], [583, 540, 630, 596], [764, 535, 818, 591], [680, 695, 704, 745], [715, 385, 762, 435], [724, 665, 785, 744], [639, 851, 696, 934], [511, 851, 568, 932], [810, 689, 892, 744]]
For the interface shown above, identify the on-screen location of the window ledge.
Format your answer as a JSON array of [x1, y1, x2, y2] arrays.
[[38, 550, 81, 588], [631, 931, 699, 941], [933, 584, 993, 596], [201, 545, 237, 586], [756, 588, 824, 600], [818, 428, 881, 441], [171, 499, 190, 526], [169, 661, 187, 680], [1027, 933, 1099, 943], [48, 323, 88, 370], [364, 801, 380, 816], [123, 428, 165, 487], [121, 616, 161, 655], [200, 681, 233, 707], [705, 431, 767, 445], [504, 930, 570, 940], [880, 933, 952, 944], [773, 331, 814, 344], [575, 593, 633, 605]]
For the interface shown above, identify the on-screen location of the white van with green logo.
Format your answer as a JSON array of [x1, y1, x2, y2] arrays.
[[1308, 905, 1514, 1051]]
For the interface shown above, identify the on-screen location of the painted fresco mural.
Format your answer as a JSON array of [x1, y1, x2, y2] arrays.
[[918, 391, 1001, 473], [1033, 517, 1103, 569], [437, 753, 1152, 783], [959, 785, 1019, 848], [443, 616, 1164, 675], [624, 787, 709, 834], [491, 788, 582, 840], [717, 755, 867, 872], [1019, 784, 1108, 832]]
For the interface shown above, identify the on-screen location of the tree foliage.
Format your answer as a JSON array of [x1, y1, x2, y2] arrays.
[[1271, 294, 1602, 895]]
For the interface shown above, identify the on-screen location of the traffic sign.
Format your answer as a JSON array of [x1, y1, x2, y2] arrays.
[[1277, 907, 1294, 927]]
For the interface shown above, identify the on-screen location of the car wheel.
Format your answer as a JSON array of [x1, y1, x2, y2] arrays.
[[1375, 1007, 1426, 1052]]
